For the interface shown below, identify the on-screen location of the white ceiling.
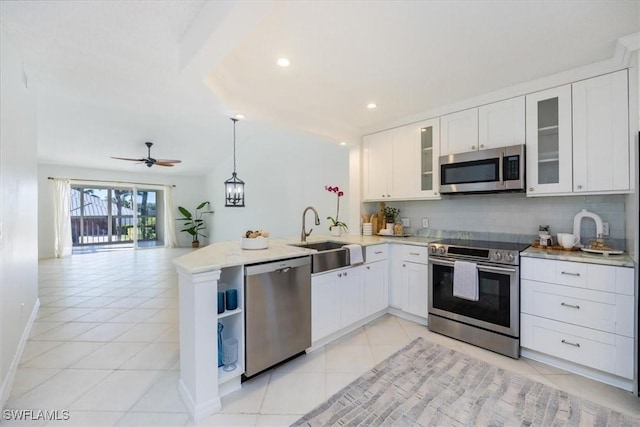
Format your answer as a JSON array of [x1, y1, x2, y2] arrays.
[[1, 1, 638, 175]]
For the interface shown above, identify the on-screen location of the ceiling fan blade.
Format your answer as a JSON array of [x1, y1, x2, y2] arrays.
[[154, 162, 176, 167], [111, 156, 145, 162], [154, 159, 181, 164]]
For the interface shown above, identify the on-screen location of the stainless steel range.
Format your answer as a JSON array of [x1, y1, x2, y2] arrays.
[[427, 239, 529, 359]]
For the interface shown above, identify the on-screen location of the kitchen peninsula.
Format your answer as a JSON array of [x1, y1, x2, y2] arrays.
[[172, 235, 434, 421]]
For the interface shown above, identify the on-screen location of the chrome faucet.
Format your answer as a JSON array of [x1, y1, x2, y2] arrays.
[[301, 206, 320, 242]]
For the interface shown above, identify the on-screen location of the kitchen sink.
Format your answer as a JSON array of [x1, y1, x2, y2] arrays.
[[292, 241, 346, 251], [288, 241, 351, 274]]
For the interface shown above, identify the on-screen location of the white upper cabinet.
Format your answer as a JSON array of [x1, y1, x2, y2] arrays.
[[440, 108, 479, 155], [572, 70, 629, 193], [525, 84, 573, 195], [362, 119, 441, 201], [417, 118, 440, 198], [526, 71, 630, 197], [478, 96, 525, 149], [362, 131, 393, 200]]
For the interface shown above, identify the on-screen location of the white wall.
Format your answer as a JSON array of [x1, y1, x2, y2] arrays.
[[204, 123, 350, 242], [37, 164, 208, 258], [0, 36, 39, 408], [372, 194, 628, 246]]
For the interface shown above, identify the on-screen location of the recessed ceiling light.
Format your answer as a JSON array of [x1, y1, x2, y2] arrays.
[[366, 103, 377, 109], [339, 141, 347, 146], [277, 57, 290, 67], [235, 114, 245, 119]]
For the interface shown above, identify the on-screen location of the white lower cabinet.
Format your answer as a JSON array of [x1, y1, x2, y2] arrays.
[[364, 260, 388, 317], [311, 265, 364, 343], [520, 257, 634, 379], [390, 245, 429, 318]]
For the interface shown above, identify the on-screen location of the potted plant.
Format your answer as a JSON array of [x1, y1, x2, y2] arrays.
[[384, 206, 399, 226], [177, 201, 214, 248], [325, 185, 348, 236]]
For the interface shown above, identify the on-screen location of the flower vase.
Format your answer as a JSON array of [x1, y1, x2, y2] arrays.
[[330, 227, 341, 237], [217, 323, 224, 367]]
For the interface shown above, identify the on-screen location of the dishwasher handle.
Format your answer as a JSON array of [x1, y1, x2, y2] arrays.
[[245, 256, 311, 276]]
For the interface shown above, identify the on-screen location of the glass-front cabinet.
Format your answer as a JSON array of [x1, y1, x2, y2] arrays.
[[417, 118, 440, 199], [525, 84, 573, 195]]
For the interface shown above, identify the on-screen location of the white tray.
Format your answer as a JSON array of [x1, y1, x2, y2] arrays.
[[580, 247, 624, 256]]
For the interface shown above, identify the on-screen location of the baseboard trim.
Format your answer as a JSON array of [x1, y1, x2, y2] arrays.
[[1, 298, 40, 410], [178, 378, 221, 422]]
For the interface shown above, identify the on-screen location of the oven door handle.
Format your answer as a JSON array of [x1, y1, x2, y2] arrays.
[[429, 258, 517, 274]]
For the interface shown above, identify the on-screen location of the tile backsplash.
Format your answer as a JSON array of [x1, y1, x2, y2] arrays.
[[365, 193, 627, 247]]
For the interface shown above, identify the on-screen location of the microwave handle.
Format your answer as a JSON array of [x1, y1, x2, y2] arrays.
[[498, 151, 504, 185]]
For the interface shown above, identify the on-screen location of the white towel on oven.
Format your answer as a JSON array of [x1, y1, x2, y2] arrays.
[[453, 260, 479, 301], [343, 244, 364, 266]]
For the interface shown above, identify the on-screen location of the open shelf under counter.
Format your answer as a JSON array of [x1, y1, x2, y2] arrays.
[[218, 363, 244, 385], [217, 308, 242, 320]]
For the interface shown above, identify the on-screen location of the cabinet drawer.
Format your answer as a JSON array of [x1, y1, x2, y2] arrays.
[[521, 258, 634, 295], [554, 261, 588, 287], [521, 314, 633, 379], [521, 280, 616, 334], [401, 245, 428, 264], [365, 244, 388, 263]]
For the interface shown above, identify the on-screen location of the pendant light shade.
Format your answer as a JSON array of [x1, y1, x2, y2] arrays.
[[224, 118, 245, 207]]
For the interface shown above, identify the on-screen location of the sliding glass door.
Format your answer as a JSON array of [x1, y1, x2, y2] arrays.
[[71, 185, 164, 252]]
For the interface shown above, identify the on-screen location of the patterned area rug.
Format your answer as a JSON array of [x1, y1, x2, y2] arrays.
[[292, 338, 638, 427]]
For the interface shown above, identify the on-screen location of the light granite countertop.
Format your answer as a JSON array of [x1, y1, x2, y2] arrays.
[[172, 234, 438, 274], [173, 233, 636, 273], [521, 246, 635, 268]]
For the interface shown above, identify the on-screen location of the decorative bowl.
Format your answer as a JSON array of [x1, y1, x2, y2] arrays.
[[241, 237, 269, 250]]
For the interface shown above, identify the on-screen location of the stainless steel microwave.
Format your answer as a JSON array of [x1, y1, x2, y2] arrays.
[[439, 144, 525, 194]]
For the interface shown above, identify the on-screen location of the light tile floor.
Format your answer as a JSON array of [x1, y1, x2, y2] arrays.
[[4, 248, 639, 426]]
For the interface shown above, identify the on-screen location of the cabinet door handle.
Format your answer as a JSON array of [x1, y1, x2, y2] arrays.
[[402, 264, 406, 267], [480, 144, 485, 149], [344, 272, 348, 277], [576, 185, 583, 190], [528, 187, 534, 192], [374, 251, 383, 254], [561, 271, 580, 277], [409, 252, 420, 256], [561, 302, 580, 309], [366, 266, 371, 270], [561, 339, 580, 348], [337, 273, 342, 278]]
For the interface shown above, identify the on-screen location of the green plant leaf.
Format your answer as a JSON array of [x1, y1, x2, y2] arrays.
[[178, 206, 192, 218], [196, 201, 209, 210]]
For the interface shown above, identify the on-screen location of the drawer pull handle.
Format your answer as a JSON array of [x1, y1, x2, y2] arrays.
[[409, 252, 420, 256], [561, 302, 580, 309], [561, 339, 580, 348], [374, 251, 383, 254], [561, 271, 581, 277]]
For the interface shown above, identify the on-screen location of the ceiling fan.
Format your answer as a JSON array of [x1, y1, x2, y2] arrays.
[[111, 142, 181, 168]]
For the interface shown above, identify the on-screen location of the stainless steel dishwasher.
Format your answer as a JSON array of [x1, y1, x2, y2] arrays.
[[244, 256, 311, 378]]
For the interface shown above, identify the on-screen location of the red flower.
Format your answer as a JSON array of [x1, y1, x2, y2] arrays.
[[338, 191, 344, 197]]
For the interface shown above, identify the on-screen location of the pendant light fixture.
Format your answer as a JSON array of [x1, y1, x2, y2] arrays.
[[224, 118, 245, 207]]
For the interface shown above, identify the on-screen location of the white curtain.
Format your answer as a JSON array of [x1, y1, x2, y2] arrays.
[[164, 185, 178, 248], [53, 179, 73, 258]]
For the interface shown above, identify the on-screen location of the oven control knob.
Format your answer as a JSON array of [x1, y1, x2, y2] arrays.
[[429, 245, 437, 254], [504, 253, 515, 262], [438, 247, 446, 255], [493, 251, 502, 260]]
